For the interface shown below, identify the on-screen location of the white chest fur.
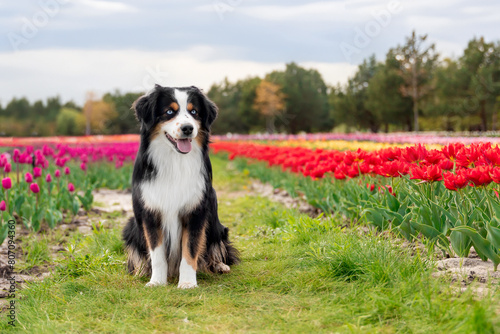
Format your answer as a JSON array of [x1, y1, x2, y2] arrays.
[[140, 137, 206, 257]]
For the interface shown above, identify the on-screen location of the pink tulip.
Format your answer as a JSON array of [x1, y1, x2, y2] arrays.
[[46, 174, 52, 183], [68, 183, 75, 192], [0, 200, 5, 211], [25, 172, 33, 183], [13, 149, 20, 163], [64, 167, 70, 175], [80, 163, 87, 171], [4, 163, 11, 173], [55, 169, 61, 178], [30, 183, 40, 194], [2, 178, 12, 190], [33, 167, 42, 178]]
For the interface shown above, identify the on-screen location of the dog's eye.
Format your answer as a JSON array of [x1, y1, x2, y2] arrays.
[[190, 109, 197, 115], [166, 109, 174, 115]]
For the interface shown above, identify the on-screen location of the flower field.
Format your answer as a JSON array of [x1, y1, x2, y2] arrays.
[[212, 139, 500, 268], [0, 136, 138, 243], [1, 133, 500, 332], [2, 133, 500, 269]]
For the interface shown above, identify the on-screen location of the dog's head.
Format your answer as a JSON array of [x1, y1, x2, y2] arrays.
[[133, 85, 217, 154]]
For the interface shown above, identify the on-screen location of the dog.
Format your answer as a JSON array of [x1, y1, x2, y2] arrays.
[[123, 84, 239, 289]]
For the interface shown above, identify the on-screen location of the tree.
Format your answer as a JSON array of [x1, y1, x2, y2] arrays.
[[103, 90, 143, 134], [56, 108, 85, 135], [5, 97, 31, 119], [329, 55, 382, 132], [392, 31, 439, 131], [266, 63, 330, 133], [83, 93, 117, 135], [208, 77, 264, 134], [253, 80, 285, 133], [459, 37, 500, 131], [365, 54, 412, 132]]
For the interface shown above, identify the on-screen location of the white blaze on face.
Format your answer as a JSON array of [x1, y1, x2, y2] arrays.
[[161, 89, 199, 154]]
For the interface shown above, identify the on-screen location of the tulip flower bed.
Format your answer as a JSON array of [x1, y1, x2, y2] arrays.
[[0, 141, 137, 244], [212, 141, 500, 268]]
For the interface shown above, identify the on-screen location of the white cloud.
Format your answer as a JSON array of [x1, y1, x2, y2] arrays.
[[74, 0, 136, 13], [0, 48, 355, 105]]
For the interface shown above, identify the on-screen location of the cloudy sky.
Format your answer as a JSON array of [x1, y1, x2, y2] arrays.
[[1, 0, 499, 105]]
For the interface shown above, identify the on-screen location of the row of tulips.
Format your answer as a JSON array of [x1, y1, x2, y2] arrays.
[[0, 142, 137, 244], [212, 141, 500, 268], [213, 132, 500, 145]]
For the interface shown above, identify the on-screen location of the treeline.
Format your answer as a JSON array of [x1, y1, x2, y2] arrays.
[[1, 31, 499, 136], [0, 91, 142, 136], [209, 32, 500, 134]]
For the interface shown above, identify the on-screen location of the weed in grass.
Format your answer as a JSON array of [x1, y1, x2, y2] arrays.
[[19, 236, 51, 271]]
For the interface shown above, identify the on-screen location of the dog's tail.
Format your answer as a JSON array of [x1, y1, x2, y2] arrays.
[[122, 217, 151, 276]]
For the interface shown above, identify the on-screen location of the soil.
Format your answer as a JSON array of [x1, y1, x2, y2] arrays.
[[249, 180, 322, 216]]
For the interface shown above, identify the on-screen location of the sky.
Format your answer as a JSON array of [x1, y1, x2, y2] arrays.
[[0, 0, 499, 105]]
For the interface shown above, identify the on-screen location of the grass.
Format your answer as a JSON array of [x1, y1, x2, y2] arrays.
[[2, 155, 499, 333]]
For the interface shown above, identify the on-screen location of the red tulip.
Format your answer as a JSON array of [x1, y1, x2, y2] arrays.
[[25, 172, 33, 183], [46, 174, 52, 183], [55, 169, 61, 178], [68, 183, 75, 192], [80, 162, 87, 171], [424, 165, 443, 182], [491, 168, 500, 184], [0, 200, 6, 211], [30, 183, 40, 194], [466, 166, 492, 187], [64, 167, 70, 175], [443, 172, 469, 191], [4, 163, 11, 173], [2, 177, 12, 190]]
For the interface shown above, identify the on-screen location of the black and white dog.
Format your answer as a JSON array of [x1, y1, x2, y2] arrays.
[[123, 84, 239, 289]]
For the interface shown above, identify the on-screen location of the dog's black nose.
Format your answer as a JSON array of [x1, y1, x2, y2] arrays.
[[181, 124, 193, 136]]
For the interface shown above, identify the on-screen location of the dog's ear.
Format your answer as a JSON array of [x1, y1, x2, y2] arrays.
[[132, 89, 158, 131], [191, 86, 218, 129]]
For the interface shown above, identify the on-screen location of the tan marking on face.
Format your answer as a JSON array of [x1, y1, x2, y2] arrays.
[[195, 120, 205, 146], [169, 102, 179, 111], [187, 103, 194, 111]]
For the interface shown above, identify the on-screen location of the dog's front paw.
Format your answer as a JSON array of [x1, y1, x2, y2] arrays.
[[145, 280, 166, 287], [178, 281, 198, 289], [215, 263, 231, 273]]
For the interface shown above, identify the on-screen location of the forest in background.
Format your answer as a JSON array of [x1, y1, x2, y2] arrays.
[[0, 32, 499, 136]]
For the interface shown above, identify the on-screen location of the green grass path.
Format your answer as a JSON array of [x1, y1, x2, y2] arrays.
[[2, 156, 499, 333]]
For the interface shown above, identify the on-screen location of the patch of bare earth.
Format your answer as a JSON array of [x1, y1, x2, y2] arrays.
[[0, 189, 133, 304], [433, 252, 500, 297], [249, 180, 321, 216]]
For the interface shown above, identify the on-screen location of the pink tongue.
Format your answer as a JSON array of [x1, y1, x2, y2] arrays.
[[177, 139, 192, 153]]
